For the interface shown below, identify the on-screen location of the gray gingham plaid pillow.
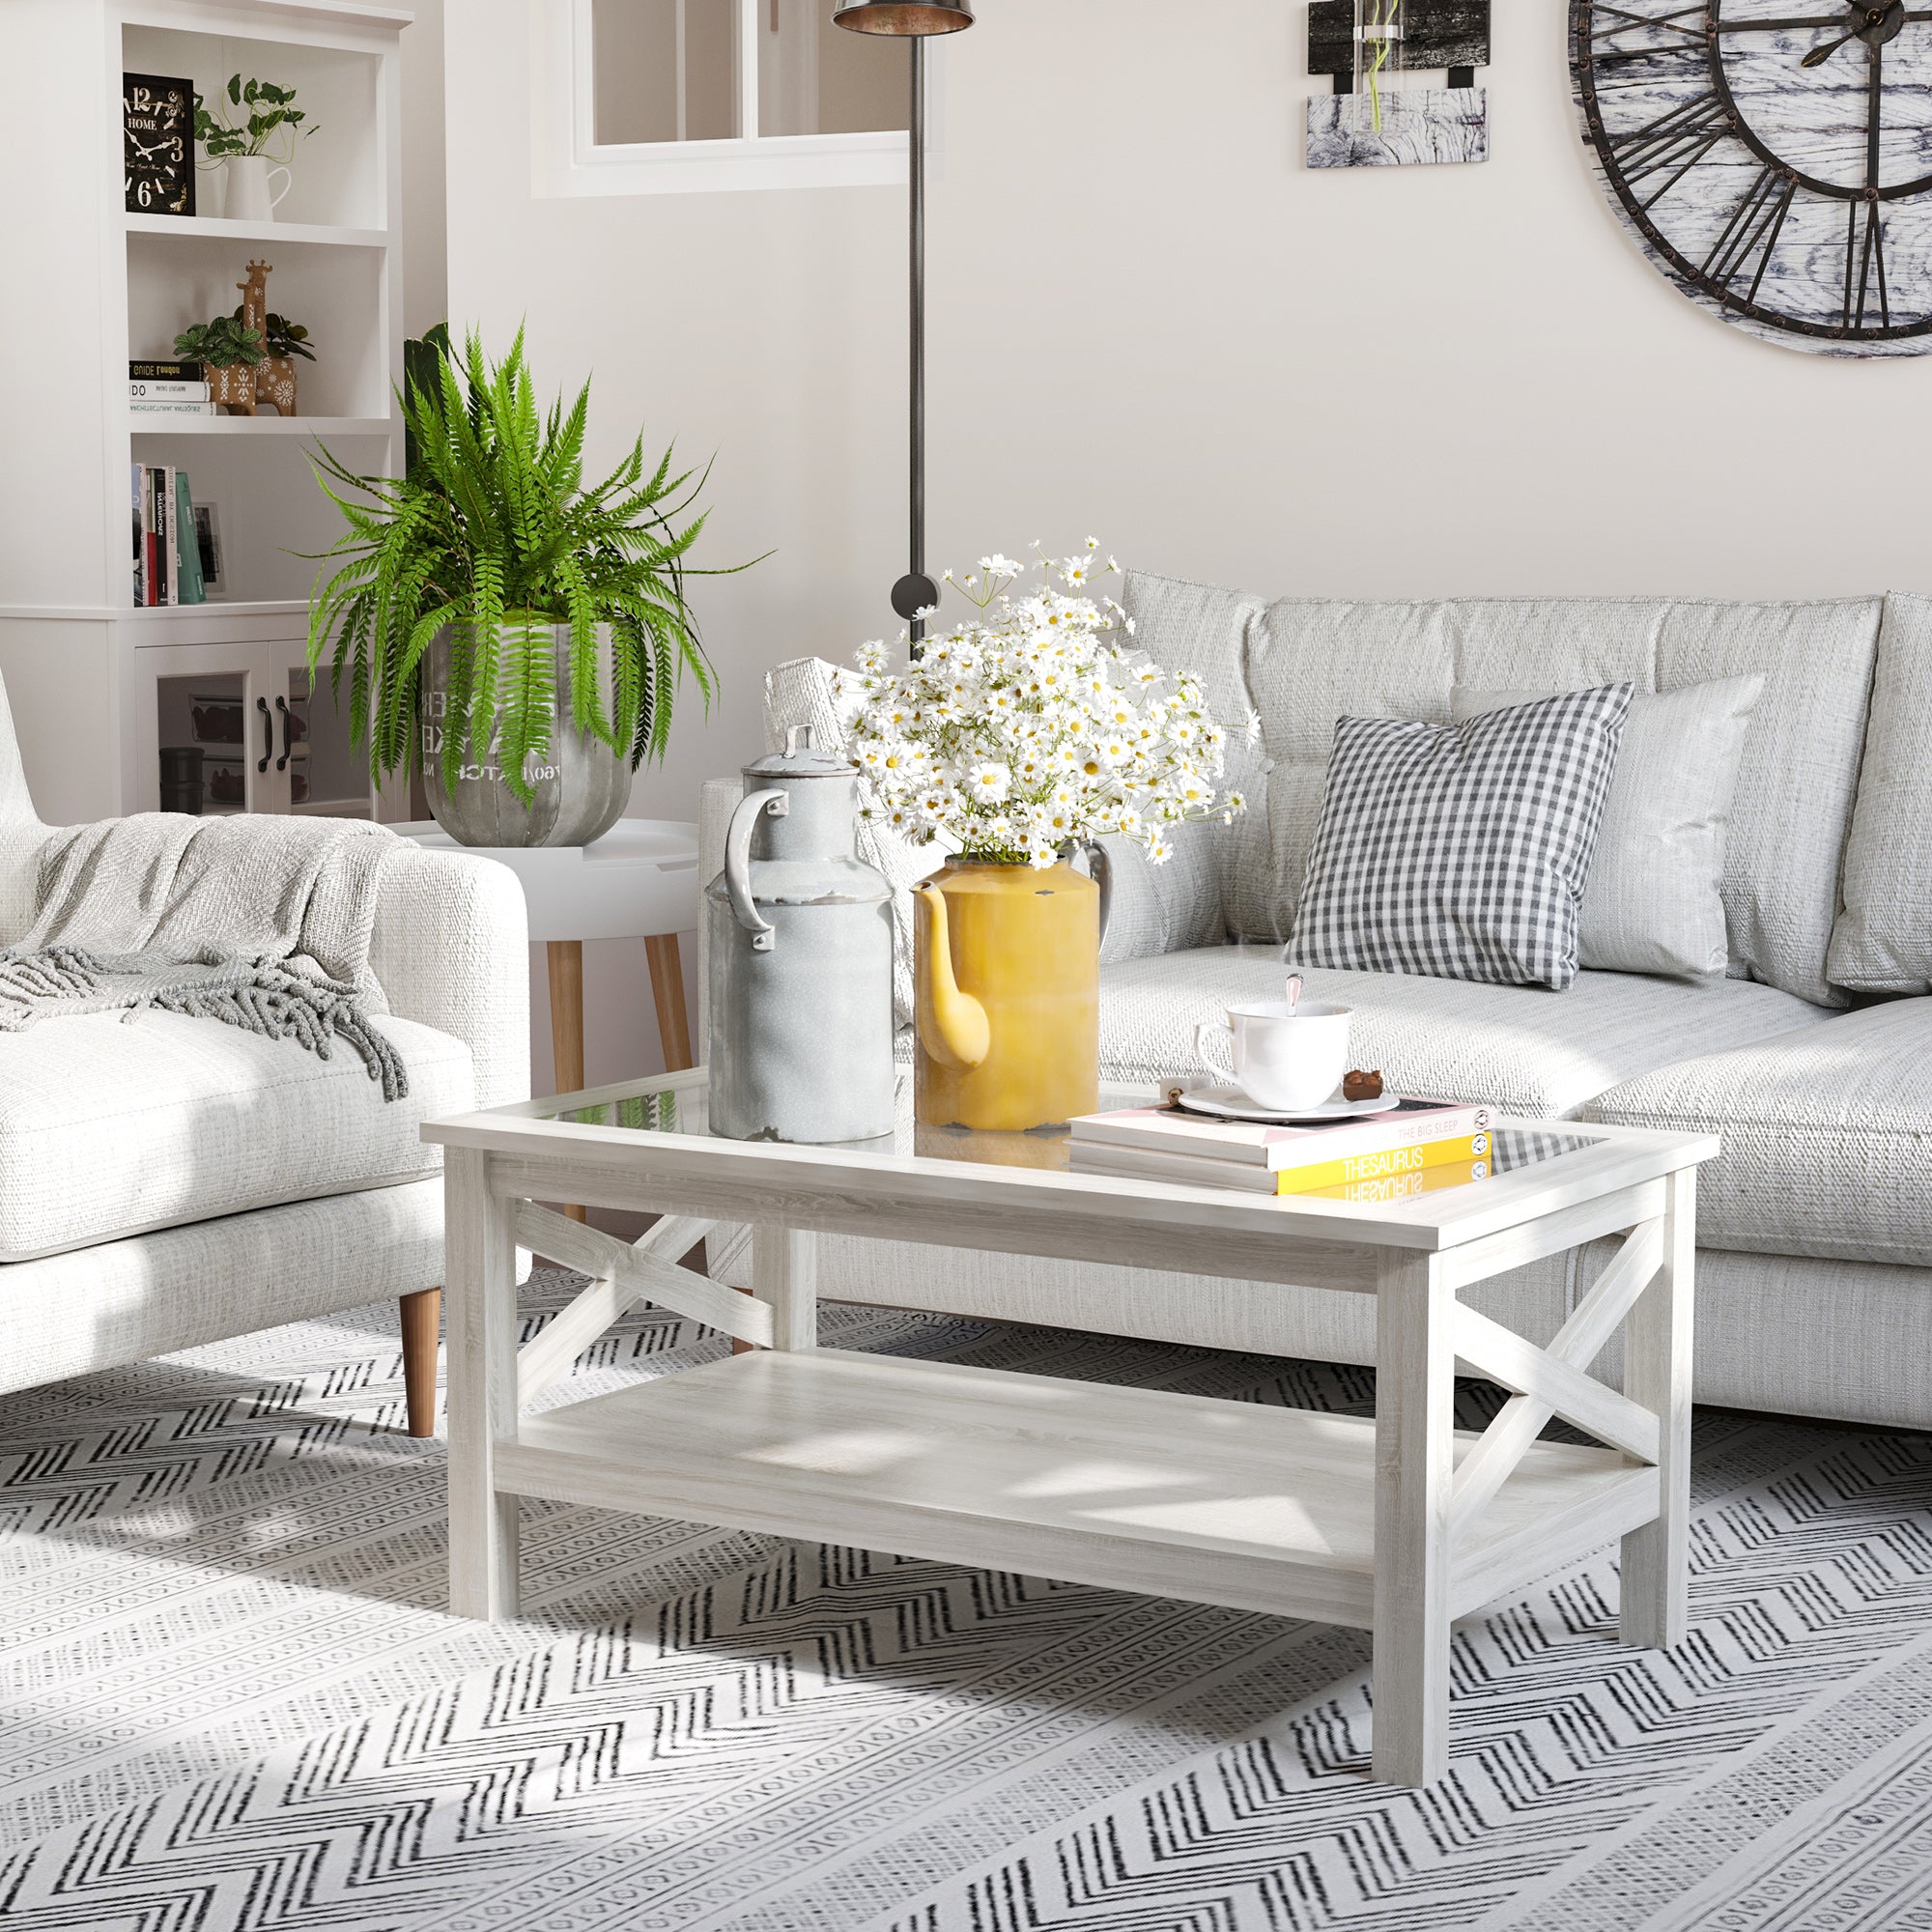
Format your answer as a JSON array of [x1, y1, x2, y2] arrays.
[[1288, 684, 1634, 992]]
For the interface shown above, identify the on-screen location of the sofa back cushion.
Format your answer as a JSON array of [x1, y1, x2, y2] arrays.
[[1828, 592, 1932, 994], [1249, 596, 1880, 1008], [1451, 676, 1764, 980], [1118, 570, 1272, 947]]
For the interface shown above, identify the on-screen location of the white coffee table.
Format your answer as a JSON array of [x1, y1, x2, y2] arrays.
[[426, 1072, 1718, 1787]]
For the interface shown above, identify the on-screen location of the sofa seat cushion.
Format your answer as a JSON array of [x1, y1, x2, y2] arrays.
[[0, 1010, 472, 1263], [1099, 948, 1829, 1120], [1582, 998, 1932, 1264]]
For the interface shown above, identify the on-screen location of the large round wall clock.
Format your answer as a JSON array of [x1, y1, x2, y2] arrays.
[[1572, 1, 1932, 355]]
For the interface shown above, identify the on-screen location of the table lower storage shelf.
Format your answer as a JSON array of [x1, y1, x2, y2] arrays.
[[497, 1350, 1660, 1627]]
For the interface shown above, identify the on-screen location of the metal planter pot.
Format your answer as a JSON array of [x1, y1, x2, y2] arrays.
[[422, 622, 634, 848]]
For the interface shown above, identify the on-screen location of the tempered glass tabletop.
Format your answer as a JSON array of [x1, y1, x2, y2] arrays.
[[524, 1071, 1595, 1201]]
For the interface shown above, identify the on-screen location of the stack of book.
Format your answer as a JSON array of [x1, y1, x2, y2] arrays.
[[1068, 1096, 1494, 1203], [130, 359, 215, 420], [130, 463, 206, 607]]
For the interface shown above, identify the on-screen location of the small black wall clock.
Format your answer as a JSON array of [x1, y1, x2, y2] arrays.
[[1572, 2, 1932, 355], [124, 72, 194, 218]]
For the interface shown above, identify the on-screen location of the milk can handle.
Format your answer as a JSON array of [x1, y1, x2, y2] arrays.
[[725, 787, 789, 952]]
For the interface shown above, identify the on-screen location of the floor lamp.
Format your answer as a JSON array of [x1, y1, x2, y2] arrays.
[[832, 0, 976, 648]]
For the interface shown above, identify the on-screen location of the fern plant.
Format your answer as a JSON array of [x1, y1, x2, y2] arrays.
[[306, 327, 741, 802]]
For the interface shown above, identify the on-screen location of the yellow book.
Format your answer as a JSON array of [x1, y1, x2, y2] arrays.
[[1294, 1156, 1492, 1204], [1068, 1132, 1491, 1196], [1274, 1132, 1492, 1195]]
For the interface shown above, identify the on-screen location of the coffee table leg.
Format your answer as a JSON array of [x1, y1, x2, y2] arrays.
[[446, 1147, 522, 1621], [1374, 1250, 1453, 1786], [753, 1223, 818, 1351], [1621, 1168, 1695, 1649]]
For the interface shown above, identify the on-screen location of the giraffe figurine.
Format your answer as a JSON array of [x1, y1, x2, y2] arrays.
[[227, 259, 298, 417]]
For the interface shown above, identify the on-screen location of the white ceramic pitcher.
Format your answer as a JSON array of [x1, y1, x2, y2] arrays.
[[225, 156, 292, 221]]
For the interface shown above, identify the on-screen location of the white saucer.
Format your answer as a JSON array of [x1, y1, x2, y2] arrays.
[[1165, 1083, 1392, 1125]]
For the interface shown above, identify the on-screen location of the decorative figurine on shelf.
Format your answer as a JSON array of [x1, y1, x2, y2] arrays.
[[234, 261, 299, 416]]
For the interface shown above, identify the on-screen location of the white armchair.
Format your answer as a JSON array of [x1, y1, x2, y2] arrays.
[[0, 675, 529, 1435]]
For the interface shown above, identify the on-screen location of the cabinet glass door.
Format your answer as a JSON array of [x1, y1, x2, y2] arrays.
[[284, 663, 372, 818], [150, 652, 373, 819]]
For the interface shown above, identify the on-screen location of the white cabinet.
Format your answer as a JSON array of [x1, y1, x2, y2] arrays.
[[128, 635, 379, 819], [0, 0, 408, 827]]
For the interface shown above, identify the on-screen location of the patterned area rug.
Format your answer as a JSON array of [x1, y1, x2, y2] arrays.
[[0, 1271, 1928, 1930]]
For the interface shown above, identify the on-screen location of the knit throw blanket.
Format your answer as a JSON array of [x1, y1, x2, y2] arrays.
[[0, 814, 408, 1100]]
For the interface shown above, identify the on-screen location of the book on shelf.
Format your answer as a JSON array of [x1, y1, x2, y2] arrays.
[[156, 465, 176, 605], [1068, 1095, 1492, 1170], [129, 466, 144, 608], [130, 464, 203, 606], [174, 471, 205, 604], [1069, 1130, 1492, 1197], [129, 358, 203, 382], [130, 380, 211, 402], [130, 399, 216, 418]]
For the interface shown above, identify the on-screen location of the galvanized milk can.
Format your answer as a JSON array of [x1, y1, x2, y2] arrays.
[[706, 725, 896, 1143]]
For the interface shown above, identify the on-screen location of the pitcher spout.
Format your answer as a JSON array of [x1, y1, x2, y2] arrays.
[[916, 884, 991, 1070]]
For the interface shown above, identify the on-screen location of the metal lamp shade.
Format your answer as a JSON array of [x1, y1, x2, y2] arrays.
[[832, 0, 974, 32]]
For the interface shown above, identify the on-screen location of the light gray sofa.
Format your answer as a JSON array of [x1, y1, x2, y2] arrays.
[[0, 673, 530, 1434], [702, 576, 1932, 1433]]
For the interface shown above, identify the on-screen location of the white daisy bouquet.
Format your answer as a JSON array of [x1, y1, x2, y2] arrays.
[[835, 542, 1253, 870]]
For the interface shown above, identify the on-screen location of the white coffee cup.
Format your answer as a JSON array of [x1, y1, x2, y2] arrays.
[[1193, 1000, 1352, 1113]]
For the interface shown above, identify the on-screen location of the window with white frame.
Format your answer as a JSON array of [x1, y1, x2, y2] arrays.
[[542, 0, 914, 195]]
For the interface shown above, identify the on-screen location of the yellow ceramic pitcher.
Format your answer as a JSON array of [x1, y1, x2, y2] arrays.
[[915, 861, 1100, 1131]]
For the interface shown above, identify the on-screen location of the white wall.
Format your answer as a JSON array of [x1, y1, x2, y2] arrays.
[[445, 0, 1932, 1083], [400, 0, 447, 340]]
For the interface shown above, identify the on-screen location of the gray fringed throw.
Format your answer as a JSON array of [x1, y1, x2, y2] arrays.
[[0, 814, 409, 1100]]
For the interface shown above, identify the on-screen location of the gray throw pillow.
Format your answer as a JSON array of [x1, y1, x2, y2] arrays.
[[1290, 684, 1634, 993], [1452, 675, 1763, 980]]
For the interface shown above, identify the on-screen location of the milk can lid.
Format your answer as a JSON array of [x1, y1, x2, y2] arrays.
[[745, 724, 853, 780]]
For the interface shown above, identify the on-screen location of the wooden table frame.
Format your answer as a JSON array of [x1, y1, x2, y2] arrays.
[[428, 1072, 1715, 1788]]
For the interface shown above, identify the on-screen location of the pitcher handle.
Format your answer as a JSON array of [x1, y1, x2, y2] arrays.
[[724, 787, 788, 952], [268, 164, 293, 211], [1080, 839, 1113, 952]]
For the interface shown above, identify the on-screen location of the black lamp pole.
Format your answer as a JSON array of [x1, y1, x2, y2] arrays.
[[832, 0, 976, 649]]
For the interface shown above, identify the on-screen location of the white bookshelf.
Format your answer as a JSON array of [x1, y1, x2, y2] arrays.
[[0, 0, 409, 826]]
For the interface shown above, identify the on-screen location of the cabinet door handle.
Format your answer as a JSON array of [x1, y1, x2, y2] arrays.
[[256, 696, 272, 774], [275, 696, 292, 772]]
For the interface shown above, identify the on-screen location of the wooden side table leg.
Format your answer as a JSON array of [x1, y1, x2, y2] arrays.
[[1621, 1169, 1695, 1650], [547, 938, 588, 1225], [643, 932, 694, 1072], [446, 1147, 522, 1622], [398, 1286, 441, 1437], [1373, 1250, 1454, 1787]]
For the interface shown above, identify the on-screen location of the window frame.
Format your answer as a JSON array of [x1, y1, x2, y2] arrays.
[[538, 0, 917, 197]]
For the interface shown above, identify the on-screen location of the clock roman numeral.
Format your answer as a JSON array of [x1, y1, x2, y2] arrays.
[[1587, 1, 1706, 66], [1845, 199, 1891, 329], [1702, 165, 1798, 304], [1606, 91, 1731, 206]]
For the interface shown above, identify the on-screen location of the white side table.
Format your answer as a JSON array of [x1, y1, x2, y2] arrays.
[[396, 819, 703, 1095]]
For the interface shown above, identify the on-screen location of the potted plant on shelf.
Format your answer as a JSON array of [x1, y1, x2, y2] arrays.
[[194, 74, 315, 221], [172, 313, 265, 412], [837, 545, 1254, 1131], [305, 327, 748, 847]]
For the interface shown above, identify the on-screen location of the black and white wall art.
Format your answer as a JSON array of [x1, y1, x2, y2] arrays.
[[1307, 1, 1492, 168]]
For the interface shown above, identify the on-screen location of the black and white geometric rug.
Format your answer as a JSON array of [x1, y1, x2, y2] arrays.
[[1, 1270, 1928, 1929]]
